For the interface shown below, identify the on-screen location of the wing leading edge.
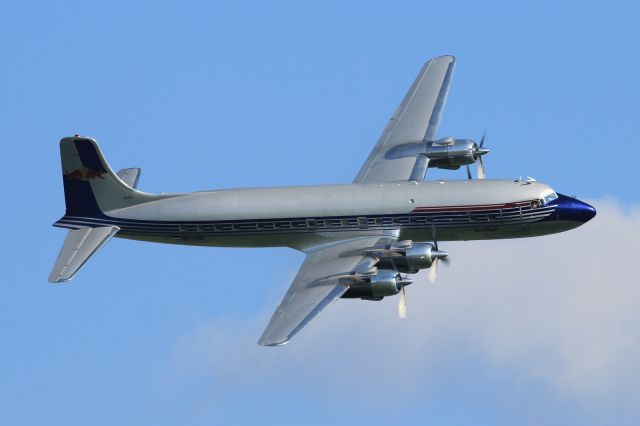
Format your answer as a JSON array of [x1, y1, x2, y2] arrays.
[[258, 235, 396, 346], [354, 55, 455, 183]]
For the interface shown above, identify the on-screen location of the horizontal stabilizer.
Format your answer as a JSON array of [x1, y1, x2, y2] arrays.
[[48, 226, 119, 283], [116, 168, 141, 189]]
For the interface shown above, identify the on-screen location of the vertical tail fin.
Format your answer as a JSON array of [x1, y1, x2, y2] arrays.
[[51, 136, 158, 283], [59, 136, 155, 216]]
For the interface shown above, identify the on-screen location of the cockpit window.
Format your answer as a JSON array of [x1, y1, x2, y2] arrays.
[[543, 192, 558, 204]]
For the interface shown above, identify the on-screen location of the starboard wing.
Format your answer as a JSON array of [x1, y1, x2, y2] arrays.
[[258, 235, 396, 346]]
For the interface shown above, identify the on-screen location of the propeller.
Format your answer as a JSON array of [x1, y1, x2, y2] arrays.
[[397, 229, 449, 318], [428, 260, 438, 283], [428, 251, 450, 283], [475, 132, 489, 179], [398, 286, 407, 319], [428, 225, 449, 283]]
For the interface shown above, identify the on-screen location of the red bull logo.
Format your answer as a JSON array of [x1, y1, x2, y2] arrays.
[[63, 167, 106, 181]]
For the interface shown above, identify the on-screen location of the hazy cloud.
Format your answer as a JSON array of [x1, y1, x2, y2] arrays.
[[170, 198, 640, 419]]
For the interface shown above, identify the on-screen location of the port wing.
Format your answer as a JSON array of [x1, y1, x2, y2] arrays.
[[354, 55, 455, 183]]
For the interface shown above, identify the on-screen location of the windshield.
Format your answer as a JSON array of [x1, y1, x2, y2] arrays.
[[543, 192, 559, 204]]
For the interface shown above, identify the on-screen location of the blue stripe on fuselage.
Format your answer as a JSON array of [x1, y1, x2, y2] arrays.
[[54, 203, 557, 237]]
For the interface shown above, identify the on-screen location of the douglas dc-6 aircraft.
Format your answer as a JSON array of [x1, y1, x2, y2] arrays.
[[49, 55, 596, 346]]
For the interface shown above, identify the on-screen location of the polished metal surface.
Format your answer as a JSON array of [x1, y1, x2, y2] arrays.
[[257, 235, 390, 346], [401, 137, 490, 179], [116, 168, 141, 189], [409, 154, 430, 181], [50, 56, 596, 346], [48, 226, 120, 283], [347, 269, 413, 298], [354, 56, 456, 183], [370, 242, 443, 273], [369, 270, 403, 297]]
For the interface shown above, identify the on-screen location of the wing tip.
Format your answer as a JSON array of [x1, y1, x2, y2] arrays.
[[47, 270, 72, 283], [430, 54, 456, 64], [258, 337, 290, 347]]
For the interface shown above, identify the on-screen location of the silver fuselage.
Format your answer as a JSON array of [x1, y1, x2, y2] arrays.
[[56, 179, 590, 251]]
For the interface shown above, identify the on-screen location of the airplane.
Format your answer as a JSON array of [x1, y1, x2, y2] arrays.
[[49, 55, 596, 346]]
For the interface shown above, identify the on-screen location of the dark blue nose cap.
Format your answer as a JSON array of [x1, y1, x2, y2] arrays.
[[555, 194, 596, 223]]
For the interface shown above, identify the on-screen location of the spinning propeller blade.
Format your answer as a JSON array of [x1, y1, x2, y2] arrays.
[[428, 260, 438, 283], [398, 286, 407, 319], [428, 225, 449, 283], [478, 156, 486, 179], [398, 227, 450, 316], [476, 132, 488, 179]]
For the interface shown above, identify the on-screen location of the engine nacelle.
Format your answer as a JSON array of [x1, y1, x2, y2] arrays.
[[341, 270, 412, 300], [384, 136, 488, 172], [425, 137, 478, 169], [374, 242, 445, 274], [368, 270, 404, 297]]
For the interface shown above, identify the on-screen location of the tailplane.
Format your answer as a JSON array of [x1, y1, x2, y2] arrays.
[[48, 226, 119, 283]]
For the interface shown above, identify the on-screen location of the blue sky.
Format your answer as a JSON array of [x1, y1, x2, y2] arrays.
[[1, 1, 639, 425]]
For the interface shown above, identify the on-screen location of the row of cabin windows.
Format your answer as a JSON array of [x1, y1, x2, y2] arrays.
[[175, 209, 528, 232], [175, 203, 548, 232]]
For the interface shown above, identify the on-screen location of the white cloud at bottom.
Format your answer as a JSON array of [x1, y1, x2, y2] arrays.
[[170, 198, 640, 420]]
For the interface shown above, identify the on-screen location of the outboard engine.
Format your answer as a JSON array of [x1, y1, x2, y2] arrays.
[[386, 135, 489, 180], [341, 269, 413, 300]]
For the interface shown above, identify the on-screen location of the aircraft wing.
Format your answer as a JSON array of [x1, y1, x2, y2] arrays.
[[259, 235, 396, 346], [353, 55, 455, 183]]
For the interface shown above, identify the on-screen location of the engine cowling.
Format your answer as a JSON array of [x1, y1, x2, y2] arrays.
[[425, 137, 478, 169], [341, 270, 412, 300], [368, 270, 405, 297], [374, 242, 446, 274], [384, 136, 489, 172]]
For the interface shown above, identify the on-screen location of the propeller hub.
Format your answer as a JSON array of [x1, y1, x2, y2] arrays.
[[397, 276, 413, 288], [432, 249, 448, 260], [475, 147, 490, 156]]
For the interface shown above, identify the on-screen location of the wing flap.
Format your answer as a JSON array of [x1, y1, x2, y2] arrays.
[[48, 226, 119, 283]]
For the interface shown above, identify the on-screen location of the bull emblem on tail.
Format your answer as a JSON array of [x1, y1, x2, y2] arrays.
[[63, 166, 107, 181]]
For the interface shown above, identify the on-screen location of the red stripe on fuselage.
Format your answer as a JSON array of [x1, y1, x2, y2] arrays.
[[412, 201, 532, 213]]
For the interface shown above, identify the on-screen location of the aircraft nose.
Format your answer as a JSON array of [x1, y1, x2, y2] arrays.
[[555, 194, 596, 223], [571, 199, 596, 222]]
